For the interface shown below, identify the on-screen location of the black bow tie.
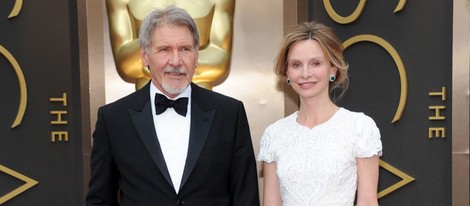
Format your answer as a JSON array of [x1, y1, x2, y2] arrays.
[[155, 93, 188, 116]]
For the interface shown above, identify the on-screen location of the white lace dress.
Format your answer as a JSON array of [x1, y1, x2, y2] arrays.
[[258, 108, 382, 206]]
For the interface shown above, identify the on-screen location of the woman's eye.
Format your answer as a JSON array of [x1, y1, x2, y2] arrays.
[[290, 63, 301, 68]]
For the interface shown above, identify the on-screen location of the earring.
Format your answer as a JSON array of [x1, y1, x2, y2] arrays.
[[329, 74, 336, 82], [287, 79, 291, 85]]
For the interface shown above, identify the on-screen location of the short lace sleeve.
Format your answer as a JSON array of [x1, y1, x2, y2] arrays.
[[257, 125, 277, 163], [354, 114, 383, 158]]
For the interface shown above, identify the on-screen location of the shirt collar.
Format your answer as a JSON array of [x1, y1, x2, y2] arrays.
[[150, 83, 192, 100]]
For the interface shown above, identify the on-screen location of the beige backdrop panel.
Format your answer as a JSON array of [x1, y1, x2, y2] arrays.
[[452, 1, 470, 205], [103, 0, 285, 195]]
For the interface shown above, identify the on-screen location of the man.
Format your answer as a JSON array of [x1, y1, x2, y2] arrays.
[[106, 0, 235, 90], [86, 6, 260, 206]]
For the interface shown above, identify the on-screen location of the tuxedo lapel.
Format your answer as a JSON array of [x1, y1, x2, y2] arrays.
[[127, 83, 216, 191], [128, 86, 174, 189], [179, 97, 215, 190]]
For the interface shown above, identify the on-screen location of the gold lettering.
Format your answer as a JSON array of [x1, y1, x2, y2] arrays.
[[343, 35, 407, 124], [323, 0, 366, 24], [427, 86, 446, 139], [394, 0, 407, 13], [7, 0, 23, 18], [49, 92, 67, 106], [428, 127, 446, 138], [1, 45, 27, 128], [323, 0, 407, 24], [51, 131, 68, 142], [428, 87, 446, 101], [428, 106, 446, 120], [50, 111, 68, 124], [49, 92, 69, 142]]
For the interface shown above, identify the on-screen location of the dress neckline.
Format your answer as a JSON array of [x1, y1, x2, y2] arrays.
[[294, 107, 343, 130]]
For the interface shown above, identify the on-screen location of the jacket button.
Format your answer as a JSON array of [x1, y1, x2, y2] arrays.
[[176, 199, 184, 205]]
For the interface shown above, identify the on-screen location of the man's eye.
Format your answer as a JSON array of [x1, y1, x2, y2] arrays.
[[181, 47, 192, 52]]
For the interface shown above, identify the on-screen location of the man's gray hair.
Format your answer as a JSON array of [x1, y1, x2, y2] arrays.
[[139, 6, 200, 54]]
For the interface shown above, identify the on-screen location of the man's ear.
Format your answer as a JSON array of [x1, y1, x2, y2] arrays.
[[140, 48, 149, 66]]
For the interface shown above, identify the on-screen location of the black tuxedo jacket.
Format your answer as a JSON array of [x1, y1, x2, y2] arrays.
[[86, 83, 259, 206]]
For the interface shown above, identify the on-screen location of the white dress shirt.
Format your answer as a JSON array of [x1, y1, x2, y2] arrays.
[[150, 84, 191, 193]]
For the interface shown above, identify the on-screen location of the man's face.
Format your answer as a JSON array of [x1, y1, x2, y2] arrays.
[[141, 24, 198, 98]]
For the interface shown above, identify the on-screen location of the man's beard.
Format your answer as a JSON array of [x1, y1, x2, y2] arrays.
[[162, 66, 189, 95]]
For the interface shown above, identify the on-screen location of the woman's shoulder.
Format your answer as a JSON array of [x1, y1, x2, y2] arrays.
[[261, 112, 297, 138], [338, 107, 380, 138], [268, 112, 297, 128], [337, 107, 376, 123]]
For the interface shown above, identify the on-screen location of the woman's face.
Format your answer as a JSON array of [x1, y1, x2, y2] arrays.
[[286, 39, 336, 100]]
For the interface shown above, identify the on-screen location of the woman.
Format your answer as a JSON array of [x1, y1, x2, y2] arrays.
[[258, 21, 383, 206]]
